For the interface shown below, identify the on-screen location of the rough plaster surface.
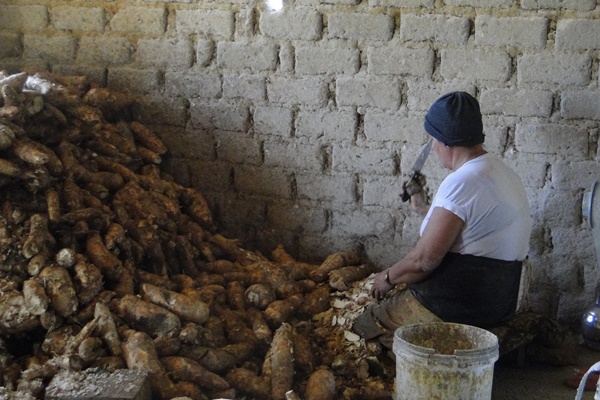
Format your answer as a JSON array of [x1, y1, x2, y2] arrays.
[[1, 0, 599, 325]]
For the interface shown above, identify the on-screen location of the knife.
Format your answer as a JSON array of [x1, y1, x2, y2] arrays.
[[401, 139, 432, 202]]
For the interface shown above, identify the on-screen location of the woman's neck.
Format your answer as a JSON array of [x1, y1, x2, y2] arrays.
[[450, 145, 487, 171]]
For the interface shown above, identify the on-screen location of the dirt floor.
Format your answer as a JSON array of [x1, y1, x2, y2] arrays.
[[492, 342, 600, 400]]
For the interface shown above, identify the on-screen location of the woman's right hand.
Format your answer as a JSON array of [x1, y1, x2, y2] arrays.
[[370, 269, 395, 300], [410, 189, 430, 216]]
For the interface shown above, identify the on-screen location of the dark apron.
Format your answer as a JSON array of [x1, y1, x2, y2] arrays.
[[409, 252, 523, 327]]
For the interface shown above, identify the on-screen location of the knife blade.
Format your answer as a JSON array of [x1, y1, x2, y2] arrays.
[[410, 139, 432, 177], [401, 139, 432, 202]]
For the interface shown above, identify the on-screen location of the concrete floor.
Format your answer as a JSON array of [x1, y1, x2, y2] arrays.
[[492, 343, 600, 400]]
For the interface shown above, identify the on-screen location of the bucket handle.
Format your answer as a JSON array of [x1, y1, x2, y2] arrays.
[[575, 360, 600, 400]]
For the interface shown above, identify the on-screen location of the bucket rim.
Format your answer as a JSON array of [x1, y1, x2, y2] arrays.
[[393, 322, 499, 360]]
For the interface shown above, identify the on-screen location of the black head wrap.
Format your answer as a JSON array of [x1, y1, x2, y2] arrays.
[[424, 91, 485, 146]]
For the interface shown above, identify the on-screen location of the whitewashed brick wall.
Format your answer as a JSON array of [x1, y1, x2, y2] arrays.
[[1, 0, 599, 326]]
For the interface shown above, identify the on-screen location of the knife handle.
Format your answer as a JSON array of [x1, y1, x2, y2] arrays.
[[401, 172, 425, 202]]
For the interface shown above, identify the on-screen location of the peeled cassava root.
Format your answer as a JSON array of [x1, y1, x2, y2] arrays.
[[0, 69, 385, 400]]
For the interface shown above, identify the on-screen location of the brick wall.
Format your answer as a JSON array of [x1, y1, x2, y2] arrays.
[[1, 0, 599, 325]]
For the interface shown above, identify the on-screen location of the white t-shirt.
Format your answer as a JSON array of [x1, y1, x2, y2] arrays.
[[420, 153, 532, 261]]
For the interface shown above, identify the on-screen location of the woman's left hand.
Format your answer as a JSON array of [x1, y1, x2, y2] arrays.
[[370, 269, 395, 300]]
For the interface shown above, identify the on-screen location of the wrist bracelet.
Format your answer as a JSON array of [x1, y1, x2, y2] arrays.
[[384, 271, 392, 285]]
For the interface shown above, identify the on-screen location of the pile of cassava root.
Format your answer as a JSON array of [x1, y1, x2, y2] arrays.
[[0, 69, 394, 400]]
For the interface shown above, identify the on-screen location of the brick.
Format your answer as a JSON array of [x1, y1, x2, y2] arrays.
[[440, 49, 511, 82], [217, 42, 278, 72], [364, 113, 425, 143], [0, 60, 21, 74], [77, 36, 132, 65], [143, 0, 193, 3], [267, 202, 327, 233], [551, 160, 599, 191], [475, 16, 548, 49], [51, 6, 105, 32], [157, 126, 216, 160], [109, 6, 166, 35], [219, 196, 266, 227], [108, 68, 161, 95], [223, 74, 266, 101], [400, 142, 440, 177], [296, 47, 359, 75], [336, 77, 401, 109], [328, 13, 394, 41], [534, 188, 581, 227], [296, 172, 357, 204], [176, 9, 234, 39], [363, 176, 405, 208], [197, 40, 214, 67], [255, 229, 297, 260], [259, 9, 322, 40], [400, 14, 469, 45], [163, 157, 192, 187], [298, 0, 360, 4], [24, 35, 77, 64], [215, 130, 262, 165], [264, 139, 324, 171], [518, 53, 591, 86], [299, 234, 362, 263], [503, 158, 547, 189], [133, 96, 188, 127], [480, 121, 507, 156], [526, 253, 578, 294], [521, 0, 595, 11], [0, 33, 22, 58], [556, 19, 600, 50], [234, 165, 293, 199], [279, 42, 294, 73], [331, 144, 396, 174], [190, 101, 250, 131], [480, 89, 553, 117], [46, 369, 150, 400], [515, 123, 588, 159], [406, 82, 477, 111], [556, 289, 594, 324], [551, 228, 596, 260], [0, 5, 47, 31], [367, 46, 434, 77], [267, 77, 329, 106], [401, 214, 422, 248], [561, 91, 600, 120], [53, 65, 106, 86], [296, 109, 357, 141], [189, 160, 232, 192], [231, 8, 251, 39], [417, 158, 446, 183], [330, 210, 394, 237], [254, 106, 293, 137], [369, 0, 434, 6], [543, 253, 581, 293], [165, 71, 222, 98], [444, 0, 514, 6], [137, 39, 193, 68], [362, 235, 407, 269]]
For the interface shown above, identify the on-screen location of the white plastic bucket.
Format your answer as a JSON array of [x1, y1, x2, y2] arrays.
[[393, 322, 499, 400]]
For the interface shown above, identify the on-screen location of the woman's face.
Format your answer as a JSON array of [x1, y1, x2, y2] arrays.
[[432, 138, 450, 169]]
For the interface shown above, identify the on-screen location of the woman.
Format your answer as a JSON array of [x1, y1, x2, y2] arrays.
[[353, 91, 533, 349]]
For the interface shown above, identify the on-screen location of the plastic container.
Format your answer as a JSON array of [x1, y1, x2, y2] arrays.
[[575, 360, 600, 400], [393, 322, 499, 400]]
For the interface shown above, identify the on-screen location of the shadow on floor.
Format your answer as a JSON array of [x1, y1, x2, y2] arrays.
[[492, 342, 600, 400]]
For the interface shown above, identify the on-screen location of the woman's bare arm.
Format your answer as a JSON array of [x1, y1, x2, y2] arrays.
[[371, 207, 464, 299]]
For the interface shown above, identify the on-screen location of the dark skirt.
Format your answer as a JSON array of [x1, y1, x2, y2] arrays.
[[410, 252, 523, 327]]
